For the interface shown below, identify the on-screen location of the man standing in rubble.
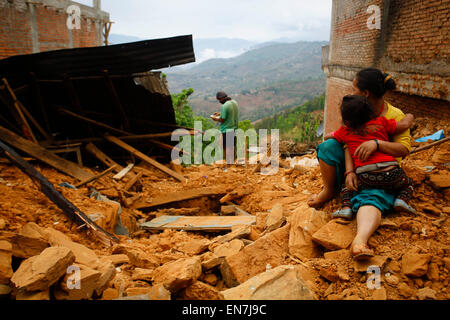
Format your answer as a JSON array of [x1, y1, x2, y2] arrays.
[[211, 91, 239, 163]]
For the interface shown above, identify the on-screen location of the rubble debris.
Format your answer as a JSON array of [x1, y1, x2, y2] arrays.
[[220, 265, 315, 300], [151, 257, 202, 293], [141, 215, 256, 232], [133, 186, 227, 210], [74, 165, 118, 189], [0, 141, 119, 246], [11, 247, 75, 292], [401, 253, 431, 277], [288, 204, 330, 260], [105, 134, 185, 182], [220, 224, 290, 287], [312, 220, 356, 251], [0, 114, 447, 301], [0, 241, 13, 285], [54, 264, 101, 300], [179, 281, 221, 300], [0, 126, 93, 181]]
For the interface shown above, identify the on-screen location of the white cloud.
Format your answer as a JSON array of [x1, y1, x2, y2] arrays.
[[197, 48, 248, 63], [101, 0, 332, 42]]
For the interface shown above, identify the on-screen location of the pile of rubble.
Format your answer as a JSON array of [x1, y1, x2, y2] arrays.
[[0, 117, 449, 301]]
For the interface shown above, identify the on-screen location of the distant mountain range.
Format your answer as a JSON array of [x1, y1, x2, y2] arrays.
[[109, 34, 328, 122], [165, 40, 328, 121]]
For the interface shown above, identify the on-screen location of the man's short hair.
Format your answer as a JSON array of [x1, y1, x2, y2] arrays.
[[216, 91, 228, 100]]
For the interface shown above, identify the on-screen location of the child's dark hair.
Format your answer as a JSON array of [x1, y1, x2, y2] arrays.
[[340, 95, 375, 129], [356, 68, 396, 98]]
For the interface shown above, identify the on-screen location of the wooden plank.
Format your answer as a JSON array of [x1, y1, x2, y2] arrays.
[[2, 78, 37, 143], [103, 70, 130, 130], [120, 131, 196, 141], [0, 139, 119, 246], [140, 215, 256, 232], [147, 139, 190, 155], [74, 165, 118, 188], [132, 186, 227, 210], [113, 163, 134, 180], [104, 134, 186, 182], [225, 203, 252, 216], [17, 99, 50, 140], [85, 142, 120, 169], [411, 137, 450, 154], [123, 171, 143, 192], [58, 107, 132, 136], [0, 125, 94, 181]]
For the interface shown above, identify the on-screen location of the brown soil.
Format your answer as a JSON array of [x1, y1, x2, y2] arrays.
[[0, 116, 449, 300]]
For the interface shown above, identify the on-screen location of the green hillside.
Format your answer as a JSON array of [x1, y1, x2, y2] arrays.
[[255, 94, 325, 143], [165, 41, 327, 122]]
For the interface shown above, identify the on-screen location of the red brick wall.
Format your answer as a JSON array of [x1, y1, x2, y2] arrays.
[[385, 91, 450, 120], [0, 2, 103, 60], [324, 77, 354, 134], [384, 0, 449, 65], [330, 0, 384, 67], [72, 17, 99, 48], [35, 5, 70, 52], [0, 3, 33, 58]]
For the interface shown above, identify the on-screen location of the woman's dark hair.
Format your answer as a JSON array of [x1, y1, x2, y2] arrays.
[[355, 68, 396, 98], [340, 95, 375, 130]]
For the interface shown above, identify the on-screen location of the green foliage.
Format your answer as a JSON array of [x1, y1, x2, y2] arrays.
[[255, 94, 325, 144], [238, 120, 254, 132]]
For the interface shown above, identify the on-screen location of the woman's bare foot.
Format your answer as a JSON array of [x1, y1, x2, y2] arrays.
[[350, 238, 374, 261], [308, 189, 335, 208]]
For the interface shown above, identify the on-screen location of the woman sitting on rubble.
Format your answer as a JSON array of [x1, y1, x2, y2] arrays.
[[308, 68, 413, 260]]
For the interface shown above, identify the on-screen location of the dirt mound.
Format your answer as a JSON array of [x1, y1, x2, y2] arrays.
[[0, 117, 448, 300]]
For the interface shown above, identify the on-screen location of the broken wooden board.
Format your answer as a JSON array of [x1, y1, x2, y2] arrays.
[[113, 163, 134, 181], [0, 125, 93, 181], [132, 186, 228, 210], [105, 134, 186, 182], [140, 215, 256, 232], [85, 143, 138, 180], [0, 140, 119, 245]]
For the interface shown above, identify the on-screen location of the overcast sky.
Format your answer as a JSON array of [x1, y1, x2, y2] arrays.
[[79, 0, 333, 42]]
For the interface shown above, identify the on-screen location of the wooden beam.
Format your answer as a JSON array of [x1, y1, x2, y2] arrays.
[[0, 125, 93, 181], [2, 78, 37, 143], [62, 75, 95, 135], [85, 142, 138, 179], [119, 130, 196, 141], [140, 215, 256, 232], [0, 139, 119, 246], [58, 107, 132, 136], [132, 186, 227, 210], [411, 137, 450, 154], [113, 163, 134, 181], [103, 70, 130, 130], [104, 134, 186, 182], [17, 99, 50, 141], [74, 165, 118, 188], [123, 171, 143, 192], [30, 72, 51, 135], [147, 139, 190, 155]]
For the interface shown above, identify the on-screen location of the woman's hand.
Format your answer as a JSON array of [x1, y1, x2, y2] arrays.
[[345, 172, 358, 191], [354, 140, 377, 162]]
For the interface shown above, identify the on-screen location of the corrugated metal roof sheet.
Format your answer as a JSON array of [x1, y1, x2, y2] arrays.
[[0, 35, 195, 80]]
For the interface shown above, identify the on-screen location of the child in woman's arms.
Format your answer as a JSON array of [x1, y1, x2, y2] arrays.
[[324, 95, 416, 219]]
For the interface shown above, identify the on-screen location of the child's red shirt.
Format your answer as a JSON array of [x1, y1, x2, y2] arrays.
[[332, 117, 398, 169]]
